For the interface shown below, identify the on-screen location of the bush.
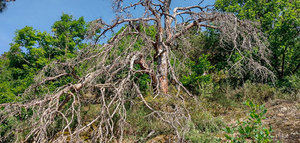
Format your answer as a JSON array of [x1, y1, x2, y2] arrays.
[[276, 75, 300, 100], [181, 54, 215, 95], [219, 82, 276, 104], [185, 128, 220, 143], [224, 101, 273, 143], [241, 82, 276, 103]]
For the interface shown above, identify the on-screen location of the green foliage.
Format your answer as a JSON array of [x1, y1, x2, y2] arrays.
[[0, 14, 87, 104], [277, 74, 300, 91], [186, 99, 224, 133], [135, 73, 151, 94], [181, 54, 215, 95], [224, 101, 273, 143], [275, 74, 300, 100], [52, 14, 87, 55]]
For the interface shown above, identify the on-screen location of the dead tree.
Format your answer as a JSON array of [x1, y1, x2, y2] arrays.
[[0, 0, 274, 142], [109, 0, 274, 93]]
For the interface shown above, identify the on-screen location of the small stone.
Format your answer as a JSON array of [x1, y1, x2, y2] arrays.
[[281, 107, 288, 112]]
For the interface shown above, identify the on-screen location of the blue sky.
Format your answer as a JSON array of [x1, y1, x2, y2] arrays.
[[0, 0, 214, 54]]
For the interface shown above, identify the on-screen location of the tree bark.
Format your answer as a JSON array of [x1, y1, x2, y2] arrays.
[[158, 49, 168, 94], [156, 0, 172, 94], [156, 26, 169, 94]]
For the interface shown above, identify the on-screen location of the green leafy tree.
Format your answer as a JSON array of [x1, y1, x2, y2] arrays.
[[52, 14, 87, 58], [0, 14, 87, 104]]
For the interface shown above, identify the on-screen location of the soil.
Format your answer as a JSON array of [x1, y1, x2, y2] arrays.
[[264, 99, 300, 143]]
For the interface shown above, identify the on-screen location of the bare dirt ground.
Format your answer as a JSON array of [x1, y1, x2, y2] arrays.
[[264, 99, 300, 143]]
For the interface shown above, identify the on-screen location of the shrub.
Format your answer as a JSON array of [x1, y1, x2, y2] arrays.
[[185, 128, 221, 143], [181, 54, 215, 95], [219, 82, 276, 104], [224, 101, 273, 143], [241, 82, 275, 103], [185, 99, 224, 143], [276, 74, 300, 100]]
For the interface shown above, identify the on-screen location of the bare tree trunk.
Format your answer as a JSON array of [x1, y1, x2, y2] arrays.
[[156, 0, 172, 94], [157, 48, 168, 94], [156, 25, 169, 94]]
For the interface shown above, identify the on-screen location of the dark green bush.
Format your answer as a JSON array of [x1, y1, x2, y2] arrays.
[[181, 54, 215, 95]]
